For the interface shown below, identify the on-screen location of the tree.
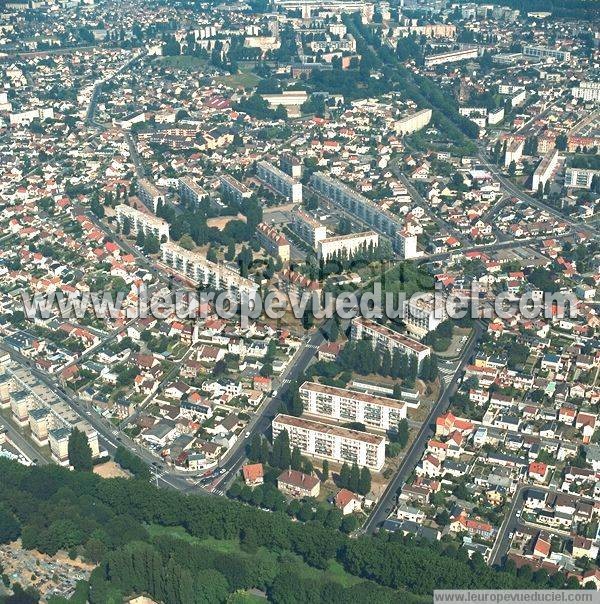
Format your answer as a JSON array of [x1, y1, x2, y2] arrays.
[[0, 505, 20, 544], [358, 467, 371, 496], [397, 419, 409, 449], [271, 430, 291, 469], [338, 462, 350, 488], [291, 446, 302, 471], [321, 460, 329, 481], [348, 463, 360, 493], [555, 134, 567, 151], [135, 229, 146, 248], [68, 428, 93, 472], [507, 160, 516, 177]]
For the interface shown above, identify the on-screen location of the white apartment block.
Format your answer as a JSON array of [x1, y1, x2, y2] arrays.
[[317, 230, 379, 261], [395, 109, 432, 135], [351, 317, 431, 367], [523, 45, 570, 62], [532, 149, 559, 191], [272, 413, 386, 471], [137, 178, 165, 212], [9, 107, 54, 126], [504, 138, 524, 167], [178, 176, 208, 207], [220, 174, 252, 204], [299, 381, 407, 431], [161, 242, 258, 301], [565, 167, 598, 189], [424, 47, 478, 67], [292, 209, 327, 249], [572, 82, 600, 103], [280, 153, 302, 179], [116, 204, 170, 242], [310, 172, 417, 258], [403, 292, 446, 340], [256, 160, 303, 203], [488, 107, 505, 125]]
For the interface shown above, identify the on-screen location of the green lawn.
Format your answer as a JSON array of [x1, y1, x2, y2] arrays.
[[146, 524, 362, 588], [214, 66, 261, 89]]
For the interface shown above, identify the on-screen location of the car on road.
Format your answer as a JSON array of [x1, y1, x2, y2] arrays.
[[272, 390, 278, 397], [508, 532, 514, 540], [245, 431, 251, 438]]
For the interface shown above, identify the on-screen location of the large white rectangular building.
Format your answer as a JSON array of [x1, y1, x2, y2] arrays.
[[395, 109, 432, 135], [572, 82, 600, 103], [161, 242, 258, 301], [220, 174, 252, 204], [272, 413, 386, 471], [523, 45, 570, 62], [310, 172, 417, 258], [292, 209, 327, 249], [178, 176, 208, 207], [317, 231, 379, 261], [403, 292, 446, 340], [351, 317, 431, 366], [532, 149, 559, 192], [299, 381, 406, 431], [565, 167, 598, 189], [424, 47, 478, 67], [257, 160, 303, 203], [137, 178, 165, 213], [116, 204, 170, 242], [504, 138, 524, 167]]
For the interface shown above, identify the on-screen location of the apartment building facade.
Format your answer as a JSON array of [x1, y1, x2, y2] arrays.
[[161, 242, 259, 301], [137, 178, 165, 212], [256, 160, 303, 203], [532, 149, 559, 192], [299, 381, 407, 431], [256, 222, 291, 263], [317, 230, 379, 261], [272, 413, 386, 471], [220, 174, 252, 204], [116, 204, 170, 242], [395, 108, 432, 135], [291, 209, 327, 248], [403, 292, 446, 339], [178, 176, 209, 207], [351, 316, 431, 366], [424, 47, 478, 67]]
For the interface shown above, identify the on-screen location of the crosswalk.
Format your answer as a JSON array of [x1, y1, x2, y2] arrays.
[[280, 378, 293, 385]]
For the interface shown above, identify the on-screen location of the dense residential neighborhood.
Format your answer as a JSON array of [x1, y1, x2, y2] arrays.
[[0, 0, 598, 600]]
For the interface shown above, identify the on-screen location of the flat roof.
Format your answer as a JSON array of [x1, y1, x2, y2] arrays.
[[273, 413, 385, 446], [352, 317, 430, 353], [300, 381, 406, 410]]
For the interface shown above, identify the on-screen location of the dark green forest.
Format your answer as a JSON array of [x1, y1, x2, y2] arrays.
[[0, 459, 581, 603]]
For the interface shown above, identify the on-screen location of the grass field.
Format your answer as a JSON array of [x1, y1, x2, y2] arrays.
[[146, 524, 362, 588], [214, 65, 261, 89]]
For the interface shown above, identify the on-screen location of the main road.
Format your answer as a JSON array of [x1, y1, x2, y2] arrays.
[[362, 321, 484, 534]]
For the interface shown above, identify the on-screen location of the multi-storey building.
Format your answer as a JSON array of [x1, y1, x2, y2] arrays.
[[523, 45, 570, 62], [299, 381, 406, 431], [137, 178, 165, 212], [424, 47, 478, 67], [291, 209, 327, 249], [532, 149, 559, 192], [395, 109, 432, 135], [256, 160, 303, 203], [351, 317, 431, 366], [49, 426, 71, 465], [178, 176, 209, 207], [161, 242, 259, 301], [280, 152, 302, 179], [504, 138, 524, 167], [272, 413, 386, 471], [29, 407, 51, 445], [403, 292, 446, 339], [116, 204, 170, 242], [220, 174, 252, 204], [10, 390, 32, 426], [572, 82, 600, 103], [256, 222, 291, 263], [317, 231, 379, 261], [310, 172, 418, 258], [565, 167, 598, 189], [488, 107, 505, 125]]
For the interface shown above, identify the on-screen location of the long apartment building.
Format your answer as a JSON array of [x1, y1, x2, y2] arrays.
[[161, 241, 258, 301], [504, 138, 524, 167], [299, 381, 406, 431], [317, 230, 379, 261], [291, 209, 327, 248], [116, 204, 170, 242], [310, 172, 417, 259], [178, 176, 208, 207], [351, 316, 431, 366], [424, 47, 478, 67], [256, 222, 291, 263], [257, 160, 302, 203], [565, 167, 598, 189], [137, 178, 165, 212], [532, 149, 559, 192], [523, 45, 570, 62], [572, 82, 600, 103], [272, 413, 386, 471], [220, 174, 252, 204], [395, 108, 432, 135]]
